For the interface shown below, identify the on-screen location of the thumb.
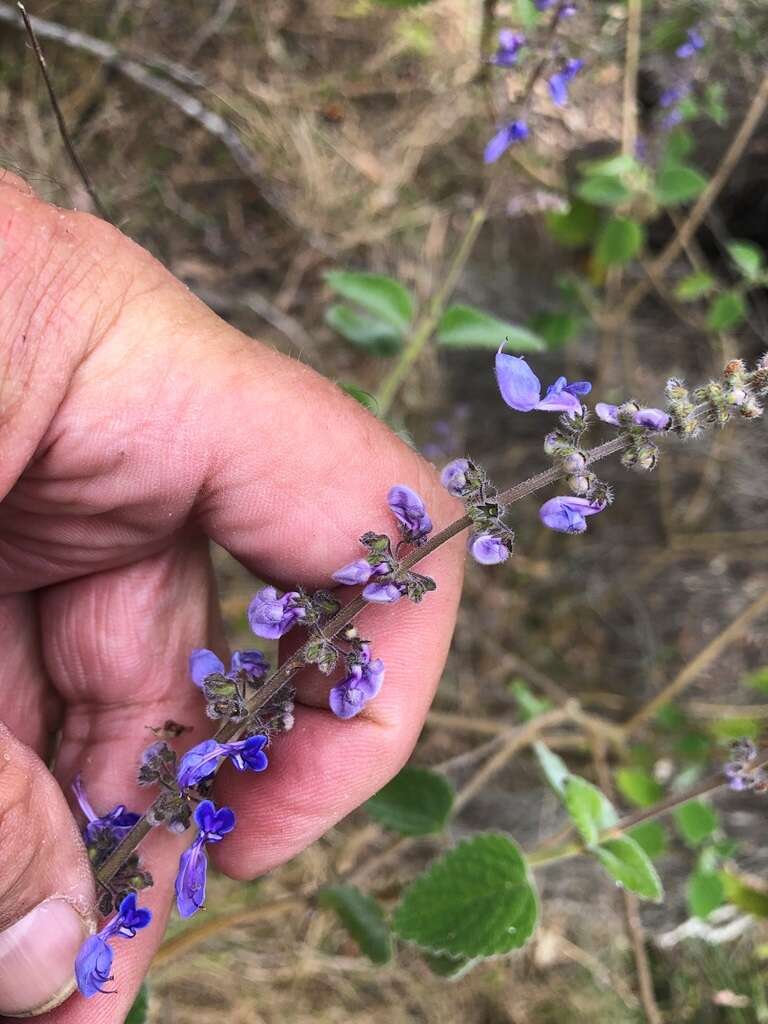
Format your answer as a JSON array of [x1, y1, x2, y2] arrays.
[[0, 722, 95, 1017]]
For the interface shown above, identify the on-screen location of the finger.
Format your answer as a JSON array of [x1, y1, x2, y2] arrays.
[[0, 724, 96, 1018], [0, 594, 61, 755], [211, 560, 463, 878], [37, 537, 223, 1020]]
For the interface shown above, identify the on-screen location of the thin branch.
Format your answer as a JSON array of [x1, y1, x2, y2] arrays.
[[16, 3, 111, 221], [0, 3, 284, 219], [612, 71, 768, 326], [622, 589, 768, 736], [620, 0, 642, 158]]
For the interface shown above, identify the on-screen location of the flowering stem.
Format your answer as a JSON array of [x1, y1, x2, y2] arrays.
[[91, 429, 653, 890], [526, 755, 768, 869], [375, 0, 572, 417], [375, 201, 492, 417]]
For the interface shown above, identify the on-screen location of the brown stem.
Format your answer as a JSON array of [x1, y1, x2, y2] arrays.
[[16, 3, 112, 222]]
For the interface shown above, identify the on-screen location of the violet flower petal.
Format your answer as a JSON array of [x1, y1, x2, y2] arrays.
[[595, 402, 620, 425], [362, 581, 404, 604], [495, 352, 542, 411], [175, 839, 208, 918], [189, 648, 226, 687], [332, 559, 375, 585], [75, 935, 114, 998], [470, 534, 510, 565]]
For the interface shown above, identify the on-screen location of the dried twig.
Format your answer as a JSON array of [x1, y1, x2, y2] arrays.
[[0, 2, 282, 215], [623, 589, 768, 736], [16, 3, 111, 221], [612, 71, 768, 326]]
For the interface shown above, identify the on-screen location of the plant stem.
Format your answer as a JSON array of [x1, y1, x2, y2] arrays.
[[375, 202, 492, 417], [375, 0, 573, 417], [526, 757, 764, 868]]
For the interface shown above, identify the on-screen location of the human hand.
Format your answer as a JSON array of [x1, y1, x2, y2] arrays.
[[0, 174, 464, 1020]]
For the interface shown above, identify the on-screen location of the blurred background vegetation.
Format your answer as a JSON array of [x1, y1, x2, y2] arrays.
[[4, 0, 768, 1020]]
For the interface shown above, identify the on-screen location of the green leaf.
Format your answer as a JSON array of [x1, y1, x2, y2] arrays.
[[703, 82, 728, 126], [534, 741, 571, 797], [595, 217, 645, 267], [662, 127, 694, 164], [727, 241, 765, 282], [707, 716, 760, 741], [394, 834, 539, 958], [579, 154, 641, 178], [424, 951, 480, 979], [674, 800, 719, 847], [576, 175, 633, 208], [126, 985, 150, 1024], [516, 0, 540, 29], [563, 776, 618, 846], [436, 304, 545, 351], [325, 270, 414, 332], [628, 821, 667, 860], [528, 311, 583, 348], [655, 165, 707, 206], [674, 270, 715, 302], [545, 200, 599, 247], [721, 870, 768, 917], [365, 764, 453, 835], [594, 835, 664, 902], [687, 870, 725, 919], [707, 291, 747, 332], [319, 886, 392, 964], [509, 680, 553, 721], [616, 768, 664, 808], [325, 304, 403, 355], [743, 666, 768, 693], [338, 381, 379, 413]]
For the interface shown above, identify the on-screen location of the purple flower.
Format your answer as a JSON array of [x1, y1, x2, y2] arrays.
[[548, 58, 584, 107], [595, 403, 671, 431], [72, 776, 140, 846], [175, 800, 236, 918], [332, 559, 388, 586], [676, 28, 704, 59], [660, 84, 690, 109], [470, 534, 510, 565], [440, 458, 470, 496], [177, 734, 268, 788], [189, 648, 268, 687], [489, 29, 526, 67], [496, 351, 591, 416], [75, 894, 152, 998], [539, 496, 606, 534], [362, 581, 404, 604], [248, 586, 305, 640], [329, 645, 385, 720], [387, 485, 433, 543], [484, 120, 529, 164], [535, 0, 576, 13]]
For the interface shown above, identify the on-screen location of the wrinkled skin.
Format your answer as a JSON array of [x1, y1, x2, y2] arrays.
[[0, 173, 464, 1021]]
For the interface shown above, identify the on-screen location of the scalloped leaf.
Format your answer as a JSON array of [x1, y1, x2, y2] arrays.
[[319, 886, 392, 964], [364, 765, 453, 835], [437, 304, 546, 351], [594, 835, 663, 902], [533, 741, 570, 796], [674, 800, 719, 847], [325, 270, 415, 331], [563, 776, 618, 847], [393, 834, 539, 958]]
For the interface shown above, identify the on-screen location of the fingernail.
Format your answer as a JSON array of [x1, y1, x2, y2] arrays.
[[0, 899, 93, 1017]]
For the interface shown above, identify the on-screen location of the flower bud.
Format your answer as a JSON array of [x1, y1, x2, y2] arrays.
[[562, 451, 587, 474]]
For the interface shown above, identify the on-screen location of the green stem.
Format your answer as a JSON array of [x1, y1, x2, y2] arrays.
[[375, 202, 491, 417], [527, 756, 768, 869]]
